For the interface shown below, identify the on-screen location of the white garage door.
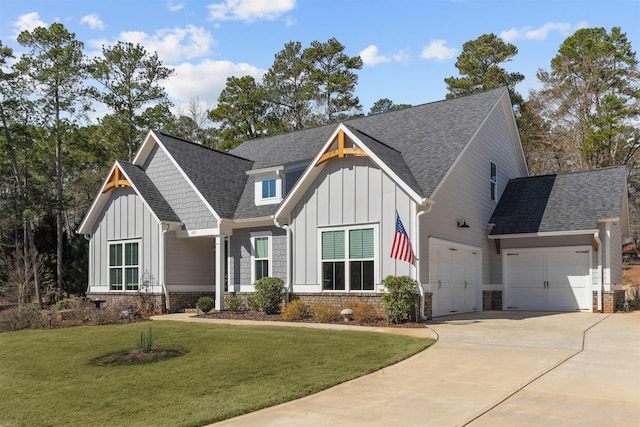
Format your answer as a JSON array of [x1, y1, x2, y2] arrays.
[[431, 241, 479, 317], [504, 247, 591, 311]]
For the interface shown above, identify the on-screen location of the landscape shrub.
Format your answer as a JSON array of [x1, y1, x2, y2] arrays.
[[0, 304, 43, 331], [282, 299, 308, 320], [137, 325, 157, 353], [53, 299, 74, 311], [225, 293, 244, 312], [381, 275, 419, 324], [252, 277, 285, 314], [197, 296, 214, 314], [310, 302, 339, 323], [344, 300, 380, 323]]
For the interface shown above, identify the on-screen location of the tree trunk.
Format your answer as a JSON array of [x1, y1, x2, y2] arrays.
[[56, 136, 64, 301], [1, 103, 42, 308], [55, 97, 64, 302]]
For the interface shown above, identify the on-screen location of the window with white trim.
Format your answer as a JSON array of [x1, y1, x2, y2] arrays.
[[262, 178, 276, 199], [490, 161, 497, 201], [321, 226, 376, 291], [109, 241, 139, 291], [252, 235, 270, 282], [254, 176, 282, 206]]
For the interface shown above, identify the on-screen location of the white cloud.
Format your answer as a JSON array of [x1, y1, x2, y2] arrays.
[[166, 59, 266, 106], [500, 21, 584, 42], [168, 1, 185, 11], [420, 40, 457, 62], [359, 45, 391, 66], [80, 14, 104, 30], [392, 49, 410, 64], [90, 25, 215, 63], [12, 12, 47, 37], [208, 0, 296, 22]]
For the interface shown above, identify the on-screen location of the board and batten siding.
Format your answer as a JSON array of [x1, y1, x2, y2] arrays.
[[421, 99, 527, 287], [88, 188, 162, 292], [290, 156, 414, 291], [164, 234, 215, 293], [228, 226, 287, 292], [143, 144, 216, 231]]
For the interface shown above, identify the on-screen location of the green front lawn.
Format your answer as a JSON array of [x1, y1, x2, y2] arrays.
[[0, 320, 433, 427]]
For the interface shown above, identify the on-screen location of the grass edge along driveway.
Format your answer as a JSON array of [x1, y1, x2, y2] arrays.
[[0, 320, 433, 427]]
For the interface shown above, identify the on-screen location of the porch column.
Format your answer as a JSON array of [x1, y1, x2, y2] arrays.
[[215, 235, 226, 310]]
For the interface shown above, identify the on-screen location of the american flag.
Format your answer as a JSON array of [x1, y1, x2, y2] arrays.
[[390, 212, 416, 265]]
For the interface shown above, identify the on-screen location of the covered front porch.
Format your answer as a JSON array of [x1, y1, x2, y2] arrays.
[[165, 230, 228, 311]]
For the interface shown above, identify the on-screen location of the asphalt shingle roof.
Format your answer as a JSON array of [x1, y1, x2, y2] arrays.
[[117, 160, 181, 223], [231, 87, 507, 199], [489, 166, 626, 235], [154, 132, 254, 219], [133, 89, 507, 220]]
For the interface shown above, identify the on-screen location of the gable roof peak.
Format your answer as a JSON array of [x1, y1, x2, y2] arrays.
[[153, 130, 253, 163]]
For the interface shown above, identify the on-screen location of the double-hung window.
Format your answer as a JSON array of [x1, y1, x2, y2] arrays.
[[322, 231, 345, 290], [262, 178, 276, 199], [490, 161, 497, 201], [109, 241, 139, 291], [321, 226, 376, 291], [253, 235, 270, 282], [348, 228, 375, 291]]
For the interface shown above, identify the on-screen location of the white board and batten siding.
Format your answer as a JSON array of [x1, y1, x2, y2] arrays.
[[290, 156, 415, 291], [422, 100, 528, 294], [88, 188, 163, 292]]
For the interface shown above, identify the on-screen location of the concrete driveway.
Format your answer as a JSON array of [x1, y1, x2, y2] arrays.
[[200, 311, 640, 427]]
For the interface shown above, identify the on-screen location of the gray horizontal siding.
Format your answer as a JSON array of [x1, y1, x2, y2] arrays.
[[422, 103, 527, 286]]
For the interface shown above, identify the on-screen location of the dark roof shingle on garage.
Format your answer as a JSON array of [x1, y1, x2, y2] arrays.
[[489, 166, 627, 235]]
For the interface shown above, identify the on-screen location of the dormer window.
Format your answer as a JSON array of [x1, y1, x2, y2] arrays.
[[251, 169, 283, 206], [262, 178, 276, 199]]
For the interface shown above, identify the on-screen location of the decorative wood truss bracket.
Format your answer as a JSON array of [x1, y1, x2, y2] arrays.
[[102, 166, 131, 193], [315, 129, 367, 166]]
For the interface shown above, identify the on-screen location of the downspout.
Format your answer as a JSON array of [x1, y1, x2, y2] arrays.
[[594, 231, 602, 313], [273, 216, 291, 303], [84, 234, 91, 297], [161, 224, 171, 313], [416, 199, 435, 320]]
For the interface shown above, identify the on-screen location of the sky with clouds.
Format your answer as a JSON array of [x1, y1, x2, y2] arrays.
[[1, 0, 638, 118]]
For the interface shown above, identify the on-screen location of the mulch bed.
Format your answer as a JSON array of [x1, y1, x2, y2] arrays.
[[196, 310, 427, 328]]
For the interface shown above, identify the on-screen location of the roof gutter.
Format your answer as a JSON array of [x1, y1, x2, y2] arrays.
[[488, 229, 599, 239]]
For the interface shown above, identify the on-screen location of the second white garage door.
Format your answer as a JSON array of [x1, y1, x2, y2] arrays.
[[504, 247, 591, 311], [430, 239, 480, 317]]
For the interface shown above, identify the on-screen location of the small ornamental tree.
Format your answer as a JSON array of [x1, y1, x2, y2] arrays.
[[252, 277, 285, 314], [381, 275, 419, 324]]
